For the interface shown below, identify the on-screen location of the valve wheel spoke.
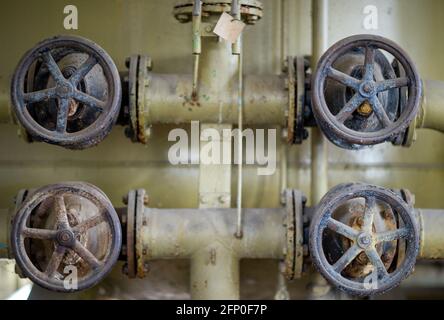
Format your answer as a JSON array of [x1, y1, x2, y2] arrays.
[[70, 55, 98, 85], [73, 240, 101, 269], [72, 90, 105, 113], [365, 247, 389, 279], [22, 227, 57, 240], [23, 88, 57, 104], [363, 196, 377, 232], [369, 96, 392, 128], [327, 67, 360, 90], [327, 217, 359, 240], [376, 77, 410, 92], [335, 93, 366, 124], [45, 245, 66, 277], [54, 195, 70, 229], [73, 214, 106, 234], [375, 228, 409, 243], [41, 51, 66, 84], [56, 98, 70, 133], [333, 244, 362, 273], [363, 46, 376, 81]]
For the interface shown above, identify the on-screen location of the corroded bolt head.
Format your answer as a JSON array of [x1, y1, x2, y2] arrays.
[[56, 229, 75, 247], [143, 194, 149, 206], [363, 83, 372, 92], [357, 233, 372, 249]]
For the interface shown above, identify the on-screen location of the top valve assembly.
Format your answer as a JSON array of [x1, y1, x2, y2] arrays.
[[9, 33, 440, 151]]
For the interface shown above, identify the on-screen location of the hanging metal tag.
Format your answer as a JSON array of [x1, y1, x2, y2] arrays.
[[213, 12, 246, 43]]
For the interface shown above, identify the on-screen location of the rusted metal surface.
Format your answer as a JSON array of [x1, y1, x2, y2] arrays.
[[173, 0, 263, 25], [135, 189, 148, 278], [10, 35, 122, 149], [284, 189, 295, 279], [137, 57, 152, 144], [10, 182, 122, 292], [309, 183, 419, 296], [311, 34, 422, 149], [285, 57, 295, 143], [126, 54, 139, 142]]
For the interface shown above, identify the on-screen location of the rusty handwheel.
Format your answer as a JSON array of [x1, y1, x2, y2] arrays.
[[11, 35, 121, 149], [311, 34, 422, 149], [309, 183, 419, 296], [10, 182, 122, 292]]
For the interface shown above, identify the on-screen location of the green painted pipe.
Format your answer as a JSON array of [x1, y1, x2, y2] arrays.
[[417, 80, 444, 133], [418, 208, 444, 259]]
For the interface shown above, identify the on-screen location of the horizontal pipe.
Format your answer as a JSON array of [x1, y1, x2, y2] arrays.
[[417, 80, 444, 133], [418, 208, 444, 259], [142, 73, 288, 126], [139, 208, 286, 261]]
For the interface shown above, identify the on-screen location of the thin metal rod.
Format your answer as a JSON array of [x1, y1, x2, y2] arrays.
[[231, 0, 241, 55], [235, 39, 244, 239], [192, 55, 200, 99], [280, 0, 288, 64], [192, 0, 202, 99]]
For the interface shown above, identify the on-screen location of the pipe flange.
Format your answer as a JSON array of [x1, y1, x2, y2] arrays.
[[173, 0, 263, 25], [125, 190, 137, 278], [126, 55, 152, 144], [283, 189, 305, 280], [294, 56, 309, 144], [312, 34, 422, 149], [309, 183, 419, 297], [125, 189, 148, 278]]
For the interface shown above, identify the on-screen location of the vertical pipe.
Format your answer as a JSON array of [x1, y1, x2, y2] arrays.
[[190, 245, 240, 300], [193, 18, 239, 298], [309, 0, 332, 300]]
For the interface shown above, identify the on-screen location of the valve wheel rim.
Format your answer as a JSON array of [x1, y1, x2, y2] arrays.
[[309, 183, 419, 296], [312, 34, 422, 148], [10, 182, 122, 292], [10, 35, 122, 149]]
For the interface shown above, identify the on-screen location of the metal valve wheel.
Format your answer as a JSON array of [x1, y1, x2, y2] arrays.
[[309, 183, 419, 296], [10, 182, 122, 292], [11, 35, 122, 149], [311, 34, 422, 149]]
